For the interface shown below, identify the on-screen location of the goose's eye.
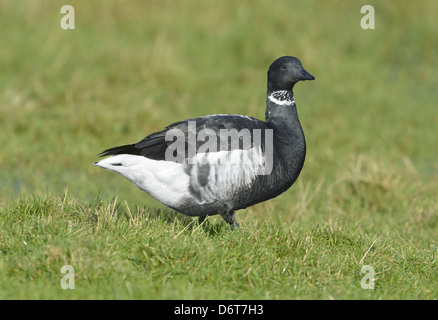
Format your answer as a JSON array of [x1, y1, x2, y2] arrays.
[[282, 65, 287, 70]]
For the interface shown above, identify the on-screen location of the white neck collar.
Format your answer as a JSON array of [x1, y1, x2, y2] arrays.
[[267, 90, 295, 106]]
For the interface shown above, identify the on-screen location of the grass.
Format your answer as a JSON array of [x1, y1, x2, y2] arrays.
[[1, 188, 437, 299], [0, 0, 437, 299]]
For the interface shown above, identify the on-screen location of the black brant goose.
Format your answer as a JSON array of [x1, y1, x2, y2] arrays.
[[95, 56, 315, 230]]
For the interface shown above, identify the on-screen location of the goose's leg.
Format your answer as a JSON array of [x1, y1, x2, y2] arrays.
[[198, 215, 207, 225], [220, 211, 240, 231]]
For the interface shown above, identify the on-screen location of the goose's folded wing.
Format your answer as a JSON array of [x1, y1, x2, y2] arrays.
[[98, 114, 272, 161]]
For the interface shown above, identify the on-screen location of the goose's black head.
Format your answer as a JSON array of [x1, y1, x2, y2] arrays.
[[267, 56, 315, 92]]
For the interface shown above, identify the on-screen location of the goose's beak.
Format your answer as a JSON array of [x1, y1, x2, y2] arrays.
[[299, 68, 315, 81]]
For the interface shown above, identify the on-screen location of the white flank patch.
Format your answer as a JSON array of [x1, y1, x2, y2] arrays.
[[95, 146, 269, 209], [185, 146, 267, 204]]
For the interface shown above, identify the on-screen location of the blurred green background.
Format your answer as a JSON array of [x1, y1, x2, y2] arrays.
[[1, 0, 438, 300], [1, 0, 437, 212]]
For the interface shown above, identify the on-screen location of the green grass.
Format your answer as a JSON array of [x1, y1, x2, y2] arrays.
[[1, 192, 437, 299], [1, 0, 437, 299]]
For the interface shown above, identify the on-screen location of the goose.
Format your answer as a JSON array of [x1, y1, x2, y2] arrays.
[[95, 56, 315, 230]]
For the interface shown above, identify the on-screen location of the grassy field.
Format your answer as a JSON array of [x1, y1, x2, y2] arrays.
[[0, 0, 437, 299]]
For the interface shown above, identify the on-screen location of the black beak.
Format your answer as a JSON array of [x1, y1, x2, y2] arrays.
[[299, 69, 315, 81]]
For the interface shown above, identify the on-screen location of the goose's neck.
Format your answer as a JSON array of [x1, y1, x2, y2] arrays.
[[265, 90, 300, 130], [265, 89, 306, 160]]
